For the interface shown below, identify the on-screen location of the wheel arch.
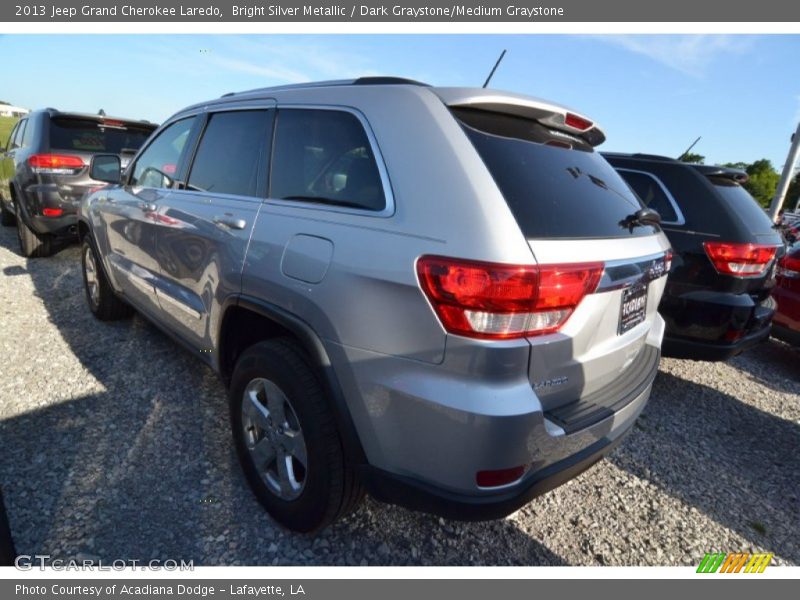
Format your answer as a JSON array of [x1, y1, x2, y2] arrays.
[[218, 296, 367, 466]]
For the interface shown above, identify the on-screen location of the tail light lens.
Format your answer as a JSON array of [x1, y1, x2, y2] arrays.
[[703, 242, 778, 277], [777, 254, 800, 279], [28, 154, 85, 174], [476, 466, 526, 488], [42, 208, 63, 217], [417, 256, 604, 339], [564, 112, 593, 131]]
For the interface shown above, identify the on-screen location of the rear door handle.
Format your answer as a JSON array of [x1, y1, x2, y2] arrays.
[[213, 216, 246, 230]]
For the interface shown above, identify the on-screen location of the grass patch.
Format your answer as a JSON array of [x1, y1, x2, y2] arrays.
[[0, 115, 19, 149]]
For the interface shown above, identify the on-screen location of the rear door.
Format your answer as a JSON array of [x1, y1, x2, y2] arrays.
[[151, 104, 274, 350], [455, 109, 671, 420], [97, 116, 198, 316]]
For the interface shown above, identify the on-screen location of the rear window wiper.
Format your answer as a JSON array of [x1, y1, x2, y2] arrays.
[[277, 195, 366, 209], [619, 208, 662, 232]]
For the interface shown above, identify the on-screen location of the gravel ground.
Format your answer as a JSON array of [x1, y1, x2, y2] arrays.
[[0, 224, 798, 567]]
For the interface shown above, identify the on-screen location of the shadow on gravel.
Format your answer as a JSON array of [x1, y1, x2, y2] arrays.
[[728, 339, 799, 394], [609, 366, 800, 563], [0, 226, 565, 566]]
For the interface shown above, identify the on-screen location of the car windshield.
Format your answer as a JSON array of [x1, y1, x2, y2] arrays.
[[49, 117, 153, 154]]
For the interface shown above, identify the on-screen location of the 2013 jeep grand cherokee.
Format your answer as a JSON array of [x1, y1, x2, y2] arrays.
[[78, 78, 671, 532]]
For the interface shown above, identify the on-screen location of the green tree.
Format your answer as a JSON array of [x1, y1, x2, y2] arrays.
[[742, 159, 780, 208], [679, 152, 705, 164]]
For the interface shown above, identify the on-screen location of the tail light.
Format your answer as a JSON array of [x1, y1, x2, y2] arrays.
[[664, 249, 674, 272], [28, 154, 85, 175], [703, 242, 778, 278], [417, 256, 604, 340], [42, 208, 63, 217], [476, 466, 526, 488], [777, 254, 800, 279], [564, 112, 593, 131]]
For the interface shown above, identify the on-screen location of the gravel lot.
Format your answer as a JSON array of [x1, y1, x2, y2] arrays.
[[0, 224, 798, 567]]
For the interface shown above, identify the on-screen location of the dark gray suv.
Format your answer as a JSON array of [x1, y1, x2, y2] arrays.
[[0, 109, 156, 257], [78, 78, 671, 532]]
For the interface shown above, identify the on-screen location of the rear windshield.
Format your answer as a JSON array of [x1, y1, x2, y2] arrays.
[[455, 108, 658, 239], [710, 177, 776, 235], [49, 117, 153, 154]]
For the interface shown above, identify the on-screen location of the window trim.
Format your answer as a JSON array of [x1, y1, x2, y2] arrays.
[[616, 167, 686, 226], [265, 104, 395, 218]]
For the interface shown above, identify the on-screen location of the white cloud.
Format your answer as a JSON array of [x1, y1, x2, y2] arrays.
[[595, 35, 754, 78]]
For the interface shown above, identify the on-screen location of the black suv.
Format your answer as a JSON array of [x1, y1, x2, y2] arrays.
[[0, 109, 156, 257], [604, 153, 784, 360]]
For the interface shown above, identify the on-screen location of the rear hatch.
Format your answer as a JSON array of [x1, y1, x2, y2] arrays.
[[440, 94, 670, 425], [44, 115, 155, 202]]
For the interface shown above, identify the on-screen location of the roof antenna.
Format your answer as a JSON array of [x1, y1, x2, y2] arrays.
[[98, 109, 106, 116], [677, 136, 701, 161], [482, 49, 507, 88]]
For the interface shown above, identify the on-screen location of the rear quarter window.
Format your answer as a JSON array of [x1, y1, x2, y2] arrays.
[[455, 109, 656, 239], [270, 108, 387, 212], [617, 169, 681, 224]]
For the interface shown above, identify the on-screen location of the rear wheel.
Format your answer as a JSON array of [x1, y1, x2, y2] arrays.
[[229, 339, 364, 532], [0, 201, 14, 226], [15, 203, 52, 258], [81, 237, 133, 321]]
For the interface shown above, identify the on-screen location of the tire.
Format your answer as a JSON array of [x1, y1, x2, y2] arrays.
[[81, 237, 133, 321], [15, 203, 53, 258], [0, 201, 14, 227], [230, 338, 364, 532]]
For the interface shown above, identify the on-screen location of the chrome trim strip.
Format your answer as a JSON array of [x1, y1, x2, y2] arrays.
[[597, 251, 671, 292], [155, 290, 202, 319]]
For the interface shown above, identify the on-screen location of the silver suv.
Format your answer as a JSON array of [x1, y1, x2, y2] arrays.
[[79, 78, 671, 532]]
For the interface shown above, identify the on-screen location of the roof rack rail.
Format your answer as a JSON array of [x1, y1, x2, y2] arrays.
[[222, 76, 430, 99], [352, 76, 430, 86]]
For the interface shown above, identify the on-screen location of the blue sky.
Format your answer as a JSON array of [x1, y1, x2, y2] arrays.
[[1, 34, 799, 167]]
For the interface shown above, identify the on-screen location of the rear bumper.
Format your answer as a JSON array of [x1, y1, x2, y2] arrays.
[[362, 423, 629, 521], [660, 291, 775, 361], [662, 325, 771, 360], [771, 323, 800, 346], [20, 183, 81, 236]]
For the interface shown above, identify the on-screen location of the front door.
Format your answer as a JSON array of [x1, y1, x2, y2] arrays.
[[151, 106, 274, 350], [99, 116, 199, 316]]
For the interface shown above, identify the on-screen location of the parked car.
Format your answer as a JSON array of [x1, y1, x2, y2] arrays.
[[0, 109, 156, 257], [605, 154, 784, 361], [79, 78, 671, 531], [772, 242, 800, 345]]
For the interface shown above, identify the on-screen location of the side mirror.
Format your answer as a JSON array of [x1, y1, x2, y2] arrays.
[[90, 154, 122, 184]]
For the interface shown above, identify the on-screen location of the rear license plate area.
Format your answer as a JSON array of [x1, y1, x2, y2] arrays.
[[619, 283, 648, 334]]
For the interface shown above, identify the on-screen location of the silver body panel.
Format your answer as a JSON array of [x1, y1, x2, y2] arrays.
[[81, 81, 670, 499]]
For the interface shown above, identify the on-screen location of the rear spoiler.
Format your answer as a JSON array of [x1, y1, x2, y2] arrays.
[[691, 164, 749, 184], [432, 87, 606, 147]]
